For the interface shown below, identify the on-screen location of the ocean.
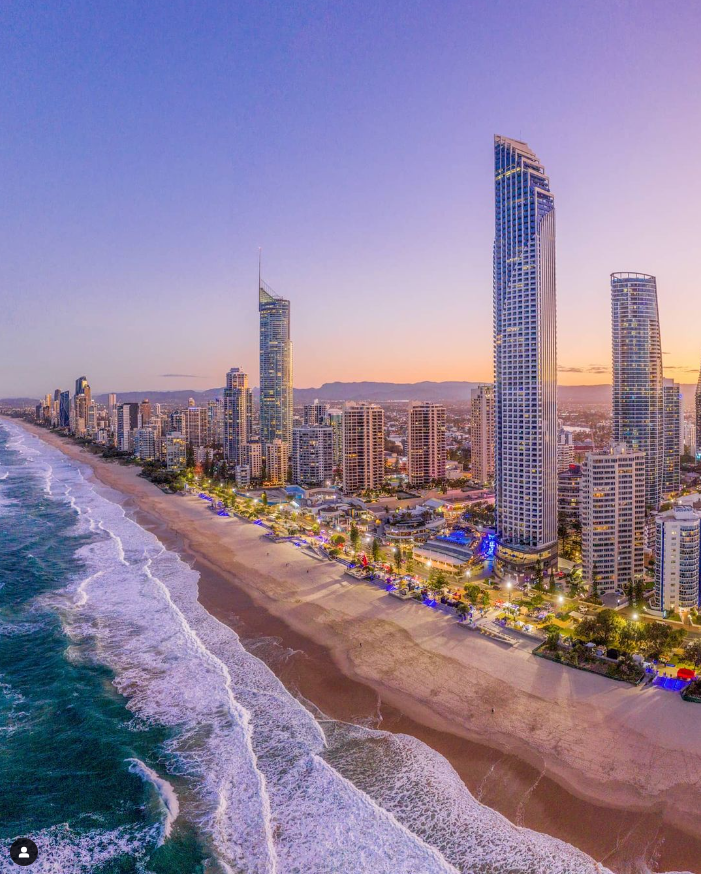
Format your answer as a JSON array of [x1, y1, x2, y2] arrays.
[[0, 418, 654, 873]]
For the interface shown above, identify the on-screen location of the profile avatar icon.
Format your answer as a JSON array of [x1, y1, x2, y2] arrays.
[[9, 838, 38, 866]]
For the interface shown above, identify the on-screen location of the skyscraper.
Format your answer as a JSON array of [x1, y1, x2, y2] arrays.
[[265, 439, 289, 486], [259, 278, 293, 448], [662, 378, 681, 497], [493, 136, 557, 572], [342, 402, 385, 493], [223, 368, 252, 465], [291, 426, 334, 487], [75, 376, 89, 398], [611, 272, 663, 509], [59, 391, 70, 428], [470, 384, 494, 485], [303, 400, 329, 426], [116, 403, 139, 453], [407, 402, 446, 486], [652, 506, 701, 616], [696, 362, 701, 461], [580, 445, 645, 595]]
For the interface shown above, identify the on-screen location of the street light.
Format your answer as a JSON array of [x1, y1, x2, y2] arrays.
[[506, 580, 512, 605], [632, 612, 639, 621]]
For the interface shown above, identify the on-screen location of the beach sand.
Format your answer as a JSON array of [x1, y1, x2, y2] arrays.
[[11, 420, 701, 873]]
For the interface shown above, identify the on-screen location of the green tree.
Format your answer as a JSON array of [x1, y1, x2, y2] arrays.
[[429, 570, 447, 592], [350, 523, 360, 554], [185, 443, 195, 469], [533, 559, 544, 591], [682, 638, 701, 667], [577, 609, 625, 647], [371, 538, 381, 563], [463, 583, 481, 604]]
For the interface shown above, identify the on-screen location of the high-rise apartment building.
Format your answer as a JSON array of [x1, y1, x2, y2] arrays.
[[327, 409, 343, 473], [696, 363, 701, 460], [116, 403, 139, 453], [557, 464, 582, 527], [139, 399, 152, 427], [580, 445, 645, 595], [342, 402, 385, 493], [407, 402, 446, 486], [207, 398, 225, 447], [303, 401, 329, 427], [265, 439, 289, 487], [651, 506, 700, 616], [291, 426, 334, 487], [59, 391, 70, 428], [180, 406, 209, 449], [134, 428, 157, 461], [493, 136, 557, 571], [662, 378, 681, 497], [684, 419, 697, 458], [166, 432, 187, 471], [239, 441, 262, 481], [470, 385, 494, 485], [259, 279, 292, 448], [223, 368, 251, 465], [611, 272, 663, 509], [75, 376, 89, 400]]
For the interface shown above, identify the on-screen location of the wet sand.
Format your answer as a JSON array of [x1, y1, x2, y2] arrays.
[[10, 419, 701, 873]]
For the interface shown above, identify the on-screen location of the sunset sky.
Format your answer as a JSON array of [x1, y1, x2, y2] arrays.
[[1, 1, 700, 397]]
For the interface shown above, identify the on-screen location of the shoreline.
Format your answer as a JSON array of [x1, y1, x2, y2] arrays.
[[7, 419, 701, 873]]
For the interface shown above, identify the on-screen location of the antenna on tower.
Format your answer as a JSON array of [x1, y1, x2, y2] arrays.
[[258, 247, 262, 289]]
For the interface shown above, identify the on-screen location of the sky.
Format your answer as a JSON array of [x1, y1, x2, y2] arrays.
[[1, 0, 700, 398]]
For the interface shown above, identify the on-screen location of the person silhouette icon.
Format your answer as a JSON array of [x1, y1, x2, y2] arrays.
[[9, 837, 38, 866]]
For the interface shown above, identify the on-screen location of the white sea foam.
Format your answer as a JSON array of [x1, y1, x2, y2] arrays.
[[1, 421, 668, 874], [126, 757, 180, 841], [3, 822, 159, 874]]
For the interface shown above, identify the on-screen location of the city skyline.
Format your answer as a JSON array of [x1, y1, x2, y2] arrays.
[[2, 2, 701, 397]]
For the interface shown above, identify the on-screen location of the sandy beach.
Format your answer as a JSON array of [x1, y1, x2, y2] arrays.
[[11, 419, 701, 873]]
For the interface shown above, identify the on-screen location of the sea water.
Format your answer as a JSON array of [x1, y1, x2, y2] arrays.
[[0, 419, 654, 874]]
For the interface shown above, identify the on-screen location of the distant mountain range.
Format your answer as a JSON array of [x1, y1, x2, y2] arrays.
[[5, 381, 697, 408]]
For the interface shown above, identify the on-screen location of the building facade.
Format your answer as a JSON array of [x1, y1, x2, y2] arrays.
[[580, 445, 645, 595], [493, 136, 557, 571], [611, 272, 664, 509], [662, 378, 681, 497], [303, 401, 329, 427], [223, 368, 252, 465], [166, 432, 187, 471], [558, 463, 582, 528], [265, 439, 289, 487], [116, 403, 139, 453], [342, 402, 385, 493], [259, 280, 293, 448], [696, 362, 701, 460], [470, 384, 494, 485], [407, 402, 446, 486], [652, 506, 701, 615], [291, 426, 334, 487]]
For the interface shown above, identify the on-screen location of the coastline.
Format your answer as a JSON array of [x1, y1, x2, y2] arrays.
[[8, 419, 701, 873]]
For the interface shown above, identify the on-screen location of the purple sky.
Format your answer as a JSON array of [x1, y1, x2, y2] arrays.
[[1, 0, 700, 397]]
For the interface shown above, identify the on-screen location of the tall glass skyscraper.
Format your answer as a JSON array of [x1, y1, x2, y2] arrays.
[[259, 279, 293, 448], [611, 272, 663, 509], [493, 136, 557, 571]]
